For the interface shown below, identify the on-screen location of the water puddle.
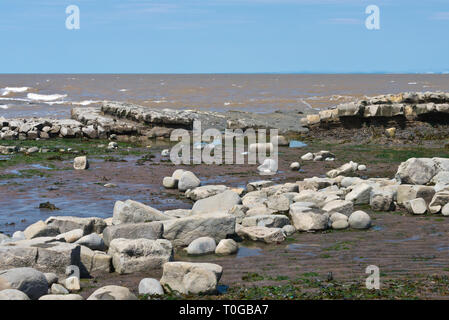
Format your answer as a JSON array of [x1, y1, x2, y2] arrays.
[[30, 164, 52, 170], [287, 243, 318, 256], [289, 140, 307, 148], [384, 235, 421, 243], [353, 256, 369, 262], [217, 285, 229, 294], [372, 226, 384, 231], [236, 246, 262, 258]]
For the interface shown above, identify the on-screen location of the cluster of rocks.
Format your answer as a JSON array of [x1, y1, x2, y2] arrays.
[[301, 150, 335, 161], [394, 157, 449, 215], [326, 161, 367, 178], [303, 92, 449, 128], [1, 99, 310, 142], [0, 117, 114, 141]]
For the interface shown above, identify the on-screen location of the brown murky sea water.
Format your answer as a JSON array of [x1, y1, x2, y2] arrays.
[[1, 74, 449, 119]]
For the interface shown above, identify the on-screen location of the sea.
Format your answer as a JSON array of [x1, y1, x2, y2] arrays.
[[1, 74, 449, 119]]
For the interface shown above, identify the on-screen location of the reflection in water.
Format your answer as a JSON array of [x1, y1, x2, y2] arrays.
[[236, 247, 262, 258], [289, 141, 308, 148], [384, 235, 420, 243]]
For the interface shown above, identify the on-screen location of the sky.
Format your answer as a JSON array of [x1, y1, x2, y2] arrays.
[[0, 0, 448, 73]]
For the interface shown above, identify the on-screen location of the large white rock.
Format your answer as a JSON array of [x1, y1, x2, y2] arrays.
[[348, 211, 371, 229], [162, 214, 236, 247], [0, 268, 48, 300], [330, 212, 348, 223], [404, 198, 427, 215], [246, 180, 274, 192], [102, 222, 163, 247], [242, 191, 268, 209], [108, 238, 173, 274], [172, 169, 186, 180], [322, 200, 354, 216], [0, 289, 30, 300], [345, 183, 372, 204], [429, 191, 449, 214], [326, 161, 358, 178], [241, 215, 290, 228], [370, 189, 395, 211], [56, 229, 84, 243], [290, 211, 329, 232], [191, 190, 241, 215], [215, 239, 238, 255], [340, 177, 364, 188], [257, 159, 278, 175], [162, 177, 177, 189], [266, 194, 290, 212], [24, 220, 59, 239], [293, 190, 328, 206], [178, 171, 201, 192], [301, 152, 314, 161], [51, 283, 69, 295], [238, 226, 286, 243], [75, 233, 105, 251], [87, 285, 137, 300], [73, 156, 89, 170], [395, 158, 437, 185], [112, 200, 170, 224], [290, 162, 300, 171], [80, 246, 112, 275], [65, 276, 80, 292], [160, 262, 223, 295], [332, 220, 349, 230], [45, 216, 107, 235], [186, 237, 216, 255], [186, 185, 229, 201], [397, 185, 435, 205], [442, 203, 449, 216], [138, 278, 164, 296], [0, 240, 81, 274]]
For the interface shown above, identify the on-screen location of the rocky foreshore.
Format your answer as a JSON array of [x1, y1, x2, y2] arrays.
[[2, 92, 449, 143], [303, 91, 449, 141], [2, 151, 449, 299], [0, 101, 309, 141]]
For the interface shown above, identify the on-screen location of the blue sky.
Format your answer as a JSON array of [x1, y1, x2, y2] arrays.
[[1, 0, 448, 73]]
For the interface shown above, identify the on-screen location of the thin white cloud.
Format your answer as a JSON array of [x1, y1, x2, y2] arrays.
[[431, 12, 449, 20]]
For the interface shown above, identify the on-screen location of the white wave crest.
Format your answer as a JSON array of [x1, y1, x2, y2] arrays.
[[1, 87, 30, 96], [27, 93, 67, 101]]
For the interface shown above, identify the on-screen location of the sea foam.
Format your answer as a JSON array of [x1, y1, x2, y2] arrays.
[[1, 87, 30, 96], [27, 93, 67, 101]]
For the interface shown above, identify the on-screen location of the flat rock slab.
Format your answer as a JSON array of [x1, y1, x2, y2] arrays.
[[45, 216, 107, 235], [160, 262, 223, 295], [108, 238, 173, 274], [162, 214, 236, 247], [102, 222, 163, 247], [0, 239, 81, 274]]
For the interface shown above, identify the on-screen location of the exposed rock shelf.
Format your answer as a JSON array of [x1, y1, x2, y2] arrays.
[[303, 91, 449, 141]]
